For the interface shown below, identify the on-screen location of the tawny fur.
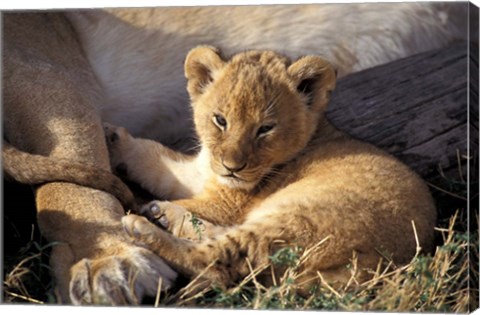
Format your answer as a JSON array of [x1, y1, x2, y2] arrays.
[[110, 46, 437, 290], [67, 3, 470, 149], [3, 3, 468, 304], [3, 13, 177, 305], [3, 141, 136, 210]]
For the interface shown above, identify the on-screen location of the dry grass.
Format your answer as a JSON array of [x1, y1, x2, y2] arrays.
[[3, 207, 476, 311], [3, 155, 477, 311], [3, 235, 57, 304], [152, 212, 475, 312]]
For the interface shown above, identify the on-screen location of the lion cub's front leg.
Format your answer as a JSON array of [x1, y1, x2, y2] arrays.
[[104, 123, 202, 200], [121, 212, 298, 289], [138, 200, 227, 240], [122, 214, 247, 288]]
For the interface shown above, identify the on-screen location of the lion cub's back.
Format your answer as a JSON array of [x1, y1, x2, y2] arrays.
[[248, 135, 436, 267], [306, 137, 436, 255]]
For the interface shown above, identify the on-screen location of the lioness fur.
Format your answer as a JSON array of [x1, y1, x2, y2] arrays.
[[68, 3, 470, 148], [3, 3, 467, 304], [3, 142, 136, 210], [3, 13, 177, 305], [109, 46, 437, 290]]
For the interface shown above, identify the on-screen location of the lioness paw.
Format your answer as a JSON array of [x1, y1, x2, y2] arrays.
[[69, 246, 177, 305]]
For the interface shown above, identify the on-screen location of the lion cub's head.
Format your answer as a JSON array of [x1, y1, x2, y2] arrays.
[[185, 46, 336, 190]]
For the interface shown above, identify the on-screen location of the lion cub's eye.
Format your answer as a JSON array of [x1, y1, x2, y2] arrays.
[[256, 124, 275, 138], [213, 114, 227, 130]]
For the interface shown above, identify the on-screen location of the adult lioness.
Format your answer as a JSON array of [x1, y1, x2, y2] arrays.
[[3, 13, 178, 305], [107, 46, 436, 290], [68, 3, 471, 146], [4, 3, 468, 305], [3, 142, 136, 210]]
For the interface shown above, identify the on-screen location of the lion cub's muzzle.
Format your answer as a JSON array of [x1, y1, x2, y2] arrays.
[[222, 161, 247, 174], [219, 157, 249, 180], [215, 161, 261, 190]]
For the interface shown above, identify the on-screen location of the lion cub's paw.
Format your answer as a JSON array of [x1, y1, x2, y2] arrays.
[[69, 245, 177, 305], [129, 201, 203, 240], [138, 201, 204, 240], [122, 214, 165, 245], [138, 200, 190, 232], [103, 122, 134, 175]]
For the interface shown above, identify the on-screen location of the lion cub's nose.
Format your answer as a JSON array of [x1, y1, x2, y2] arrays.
[[222, 160, 247, 173]]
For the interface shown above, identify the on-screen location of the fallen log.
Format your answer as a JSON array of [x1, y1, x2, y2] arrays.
[[327, 41, 475, 192]]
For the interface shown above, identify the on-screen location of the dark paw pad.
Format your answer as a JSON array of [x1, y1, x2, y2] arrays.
[[109, 132, 119, 143], [157, 215, 169, 229], [115, 163, 128, 177], [140, 202, 169, 229]]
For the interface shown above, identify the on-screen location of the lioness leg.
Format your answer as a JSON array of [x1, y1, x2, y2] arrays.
[[3, 13, 176, 304]]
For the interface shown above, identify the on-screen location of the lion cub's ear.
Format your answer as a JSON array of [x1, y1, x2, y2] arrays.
[[185, 46, 226, 101], [287, 56, 336, 111]]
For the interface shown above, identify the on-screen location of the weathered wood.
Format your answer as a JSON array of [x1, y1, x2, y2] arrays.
[[327, 41, 473, 187], [469, 40, 479, 185]]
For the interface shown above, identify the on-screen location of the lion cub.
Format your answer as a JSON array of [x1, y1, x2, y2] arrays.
[[106, 46, 436, 289]]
